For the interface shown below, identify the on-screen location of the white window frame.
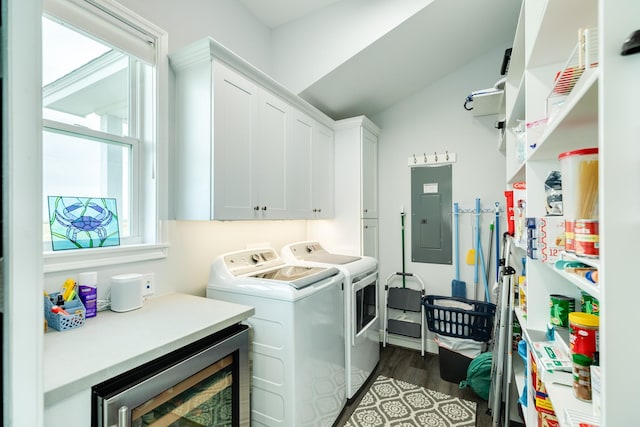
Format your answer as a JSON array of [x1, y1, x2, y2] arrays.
[[42, 0, 169, 273]]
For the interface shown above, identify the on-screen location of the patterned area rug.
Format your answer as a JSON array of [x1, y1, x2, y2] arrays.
[[344, 375, 477, 427]]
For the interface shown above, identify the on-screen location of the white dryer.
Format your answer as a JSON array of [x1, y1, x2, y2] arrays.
[[207, 247, 346, 427], [281, 241, 379, 400]]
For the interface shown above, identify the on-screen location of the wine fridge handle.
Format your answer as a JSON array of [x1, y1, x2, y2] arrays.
[[118, 406, 130, 427]]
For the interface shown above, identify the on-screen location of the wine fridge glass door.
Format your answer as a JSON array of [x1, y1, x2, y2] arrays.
[[94, 325, 249, 427]]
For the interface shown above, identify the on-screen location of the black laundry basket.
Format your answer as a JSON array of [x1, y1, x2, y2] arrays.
[[422, 295, 496, 342], [423, 295, 496, 383]]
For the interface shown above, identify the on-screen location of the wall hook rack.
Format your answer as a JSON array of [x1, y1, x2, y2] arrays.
[[456, 207, 504, 214], [408, 151, 457, 167]]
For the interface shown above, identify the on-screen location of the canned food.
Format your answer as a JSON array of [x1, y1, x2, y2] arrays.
[[574, 219, 599, 258], [581, 291, 600, 316], [550, 294, 575, 327]]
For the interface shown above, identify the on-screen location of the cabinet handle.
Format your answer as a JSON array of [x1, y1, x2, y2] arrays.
[[261, 206, 267, 211], [317, 208, 322, 213], [118, 406, 130, 427], [363, 209, 368, 213], [254, 206, 260, 211]]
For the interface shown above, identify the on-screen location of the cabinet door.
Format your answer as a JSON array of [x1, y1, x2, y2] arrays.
[[286, 109, 313, 219], [212, 61, 259, 219], [255, 90, 288, 219], [361, 128, 378, 219], [362, 218, 378, 259], [311, 123, 334, 218]]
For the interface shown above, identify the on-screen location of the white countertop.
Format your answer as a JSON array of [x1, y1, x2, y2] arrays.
[[43, 292, 254, 406]]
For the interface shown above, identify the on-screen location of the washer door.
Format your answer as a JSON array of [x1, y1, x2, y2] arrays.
[[352, 271, 378, 345]]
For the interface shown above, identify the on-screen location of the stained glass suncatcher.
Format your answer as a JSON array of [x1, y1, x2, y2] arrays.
[[48, 196, 120, 251]]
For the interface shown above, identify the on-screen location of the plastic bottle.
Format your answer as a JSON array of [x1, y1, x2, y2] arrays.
[[78, 272, 98, 318]]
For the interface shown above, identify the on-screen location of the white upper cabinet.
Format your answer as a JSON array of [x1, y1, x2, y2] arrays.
[[255, 89, 288, 219], [169, 37, 335, 220], [310, 123, 335, 219], [286, 108, 314, 219], [319, 116, 380, 256], [212, 61, 259, 219]]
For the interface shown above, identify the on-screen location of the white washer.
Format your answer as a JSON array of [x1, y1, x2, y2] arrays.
[[207, 247, 346, 427], [281, 241, 379, 400]]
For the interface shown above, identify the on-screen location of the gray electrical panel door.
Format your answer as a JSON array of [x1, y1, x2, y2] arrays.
[[411, 165, 452, 264]]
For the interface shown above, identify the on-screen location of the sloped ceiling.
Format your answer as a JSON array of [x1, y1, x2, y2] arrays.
[[240, 0, 522, 120], [238, 0, 343, 28]]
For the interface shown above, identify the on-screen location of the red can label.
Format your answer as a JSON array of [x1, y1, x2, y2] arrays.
[[565, 220, 575, 252], [574, 220, 599, 257]]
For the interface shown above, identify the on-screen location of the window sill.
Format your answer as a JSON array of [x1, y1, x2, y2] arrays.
[[43, 243, 169, 273]]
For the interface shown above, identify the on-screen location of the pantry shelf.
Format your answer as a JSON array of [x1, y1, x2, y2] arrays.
[[503, 0, 640, 424], [527, 0, 598, 68], [545, 382, 594, 427], [527, 68, 599, 162], [515, 305, 527, 329], [507, 157, 525, 185], [513, 352, 526, 397], [547, 263, 600, 299], [524, 327, 597, 427], [562, 251, 600, 269]]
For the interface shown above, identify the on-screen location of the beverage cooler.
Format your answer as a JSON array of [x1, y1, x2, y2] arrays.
[[92, 324, 249, 427]]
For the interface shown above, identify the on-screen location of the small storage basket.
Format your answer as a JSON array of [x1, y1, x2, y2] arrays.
[[423, 295, 496, 342], [44, 292, 86, 331]]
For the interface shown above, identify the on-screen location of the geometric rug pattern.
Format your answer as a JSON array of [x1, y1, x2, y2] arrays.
[[344, 375, 477, 427]]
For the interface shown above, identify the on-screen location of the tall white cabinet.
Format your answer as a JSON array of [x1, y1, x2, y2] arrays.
[[504, 1, 640, 426], [310, 116, 380, 258], [169, 37, 335, 220]]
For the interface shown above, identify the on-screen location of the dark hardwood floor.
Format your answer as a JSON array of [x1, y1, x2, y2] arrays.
[[334, 344, 494, 427]]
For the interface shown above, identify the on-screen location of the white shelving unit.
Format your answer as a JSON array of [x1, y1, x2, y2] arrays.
[[503, 1, 640, 426]]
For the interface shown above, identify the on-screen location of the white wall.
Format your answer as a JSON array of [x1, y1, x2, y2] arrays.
[[270, 0, 432, 93], [44, 220, 309, 298], [117, 0, 272, 70], [373, 45, 508, 307]]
